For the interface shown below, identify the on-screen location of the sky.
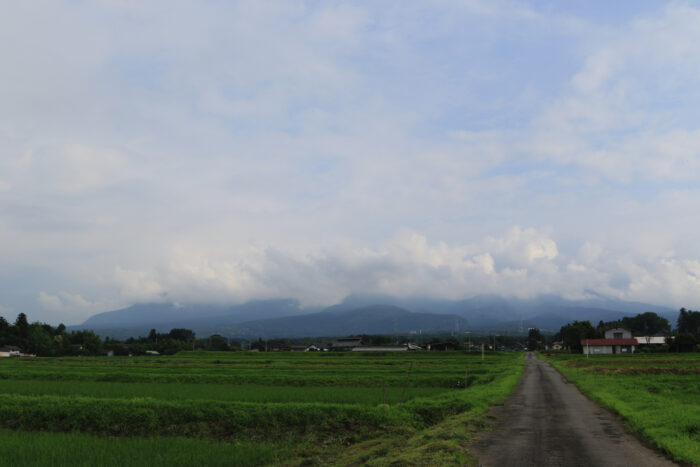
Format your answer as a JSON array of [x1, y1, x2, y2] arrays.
[[2, 0, 700, 324]]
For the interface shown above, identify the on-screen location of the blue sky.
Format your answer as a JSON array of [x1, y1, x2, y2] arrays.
[[1, 1, 700, 323]]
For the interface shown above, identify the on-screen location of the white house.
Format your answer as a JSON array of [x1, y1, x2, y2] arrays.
[[581, 328, 637, 354]]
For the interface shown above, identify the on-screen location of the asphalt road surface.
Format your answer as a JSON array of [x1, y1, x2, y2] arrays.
[[470, 352, 676, 467]]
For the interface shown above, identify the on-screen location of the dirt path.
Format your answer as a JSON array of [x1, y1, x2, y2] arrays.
[[470, 352, 676, 467]]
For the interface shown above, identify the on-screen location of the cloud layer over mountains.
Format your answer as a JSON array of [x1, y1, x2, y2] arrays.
[[1, 1, 700, 323]]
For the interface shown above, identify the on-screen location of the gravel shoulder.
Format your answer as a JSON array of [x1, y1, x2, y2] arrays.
[[469, 352, 677, 467]]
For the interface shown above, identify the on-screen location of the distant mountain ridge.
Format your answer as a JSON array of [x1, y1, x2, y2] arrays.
[[79, 299, 309, 329], [71, 294, 677, 339], [232, 305, 468, 338]]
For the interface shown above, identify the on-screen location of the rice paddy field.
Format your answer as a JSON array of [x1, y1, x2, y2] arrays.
[[0, 350, 525, 466], [541, 352, 700, 466]]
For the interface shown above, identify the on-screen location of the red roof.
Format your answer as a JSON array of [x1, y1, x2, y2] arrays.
[[580, 339, 637, 346]]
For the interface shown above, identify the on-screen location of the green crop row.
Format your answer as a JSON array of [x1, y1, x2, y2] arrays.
[[0, 379, 448, 405], [0, 393, 417, 439], [0, 350, 510, 370], [0, 354, 513, 388], [0, 357, 523, 441], [0, 352, 526, 465], [0, 429, 284, 467], [0, 370, 488, 388]]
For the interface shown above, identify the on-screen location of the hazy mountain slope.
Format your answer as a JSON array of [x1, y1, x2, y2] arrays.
[[72, 299, 314, 338], [230, 305, 468, 338], [72, 293, 676, 339]]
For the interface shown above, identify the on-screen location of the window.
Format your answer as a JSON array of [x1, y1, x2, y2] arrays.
[[613, 332, 623, 339]]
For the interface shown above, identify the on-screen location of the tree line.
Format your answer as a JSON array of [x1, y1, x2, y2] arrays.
[[555, 309, 700, 352], [0, 313, 238, 356]]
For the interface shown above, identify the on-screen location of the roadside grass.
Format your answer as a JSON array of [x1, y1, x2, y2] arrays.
[[285, 353, 525, 466], [541, 352, 700, 466], [0, 429, 284, 467]]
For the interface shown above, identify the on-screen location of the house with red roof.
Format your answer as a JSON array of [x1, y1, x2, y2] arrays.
[[581, 328, 637, 355]]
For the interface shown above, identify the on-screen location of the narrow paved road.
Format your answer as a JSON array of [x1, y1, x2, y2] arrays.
[[470, 352, 676, 467]]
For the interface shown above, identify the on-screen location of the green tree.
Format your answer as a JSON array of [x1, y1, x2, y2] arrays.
[[527, 328, 544, 350], [677, 308, 700, 337], [14, 313, 29, 339], [560, 321, 599, 353], [169, 328, 195, 342], [621, 312, 670, 336], [208, 334, 230, 351], [26, 323, 56, 356], [67, 330, 103, 355]]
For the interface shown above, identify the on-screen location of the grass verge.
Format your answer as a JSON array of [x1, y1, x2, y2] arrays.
[[540, 352, 700, 466], [285, 353, 526, 466]]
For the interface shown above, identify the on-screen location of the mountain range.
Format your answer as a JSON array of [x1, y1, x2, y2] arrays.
[[69, 293, 677, 339]]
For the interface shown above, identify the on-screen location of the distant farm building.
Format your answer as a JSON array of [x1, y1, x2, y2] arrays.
[[635, 336, 666, 346], [330, 338, 362, 351], [0, 345, 21, 357], [581, 328, 637, 355], [426, 342, 456, 351], [289, 344, 322, 352], [352, 343, 423, 352], [551, 341, 565, 351]]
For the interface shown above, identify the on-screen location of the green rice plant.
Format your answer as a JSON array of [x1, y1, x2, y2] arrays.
[[0, 351, 526, 465], [0, 393, 419, 438], [0, 380, 448, 405], [0, 429, 284, 467], [0, 352, 513, 388]]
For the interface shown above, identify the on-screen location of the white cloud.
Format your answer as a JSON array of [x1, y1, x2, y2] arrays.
[[2, 2, 700, 323], [525, 3, 700, 182], [52, 144, 128, 194], [37, 291, 116, 323], [56, 225, 684, 312]]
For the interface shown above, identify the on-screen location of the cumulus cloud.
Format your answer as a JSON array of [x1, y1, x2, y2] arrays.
[[2, 2, 700, 322], [82, 226, 697, 314], [37, 292, 116, 323], [524, 3, 700, 182]]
